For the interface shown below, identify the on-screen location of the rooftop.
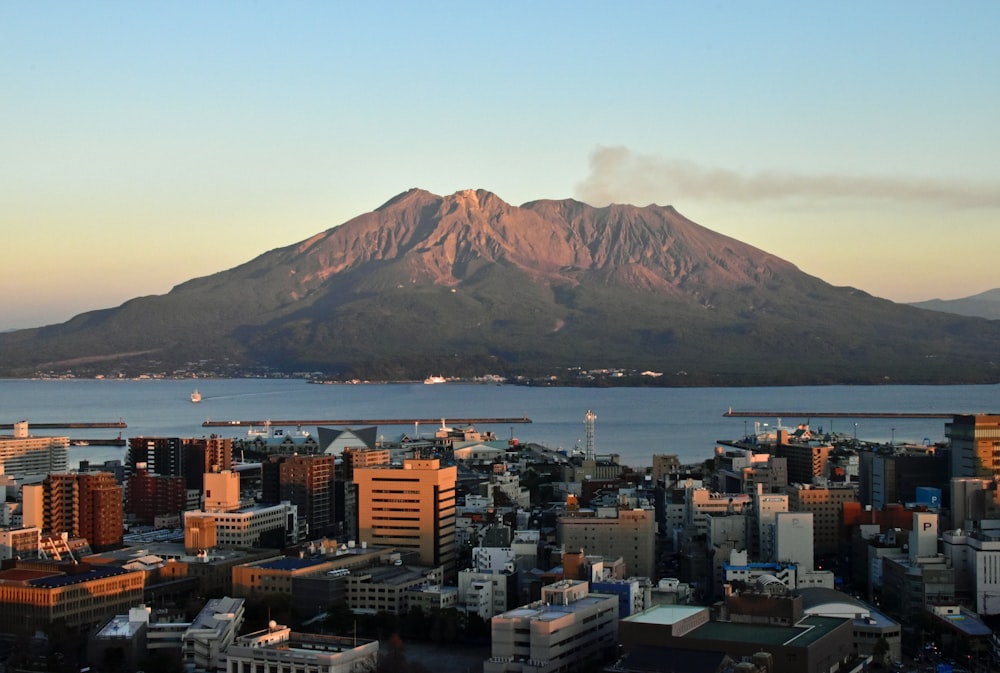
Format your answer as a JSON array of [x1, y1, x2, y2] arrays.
[[623, 605, 707, 627], [687, 615, 847, 648]]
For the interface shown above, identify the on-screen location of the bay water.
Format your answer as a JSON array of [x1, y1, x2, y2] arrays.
[[1, 378, 997, 470]]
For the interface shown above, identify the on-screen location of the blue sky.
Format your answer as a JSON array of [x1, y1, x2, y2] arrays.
[[3, 2, 998, 330]]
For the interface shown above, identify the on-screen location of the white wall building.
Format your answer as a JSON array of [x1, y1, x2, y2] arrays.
[[484, 580, 618, 673]]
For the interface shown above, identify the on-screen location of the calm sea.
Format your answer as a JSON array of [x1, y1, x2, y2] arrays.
[[1, 378, 997, 469]]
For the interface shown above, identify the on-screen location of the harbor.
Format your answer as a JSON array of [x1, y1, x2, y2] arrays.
[[722, 410, 954, 419]]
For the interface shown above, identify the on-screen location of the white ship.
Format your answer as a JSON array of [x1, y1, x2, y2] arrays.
[[423, 376, 446, 385], [191, 389, 202, 403]]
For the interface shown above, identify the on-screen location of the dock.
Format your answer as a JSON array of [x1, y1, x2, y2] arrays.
[[723, 410, 954, 419], [203, 417, 532, 427], [0, 421, 127, 429]]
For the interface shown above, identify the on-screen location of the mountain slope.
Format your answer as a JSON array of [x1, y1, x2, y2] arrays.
[[2, 188, 999, 384], [910, 289, 1000, 320]]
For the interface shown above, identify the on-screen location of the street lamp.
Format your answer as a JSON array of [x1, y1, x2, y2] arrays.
[[891, 428, 895, 446]]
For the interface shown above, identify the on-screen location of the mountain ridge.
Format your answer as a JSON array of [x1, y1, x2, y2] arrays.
[[2, 188, 998, 385]]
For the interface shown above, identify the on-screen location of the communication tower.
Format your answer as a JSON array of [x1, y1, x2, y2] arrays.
[[584, 409, 597, 461]]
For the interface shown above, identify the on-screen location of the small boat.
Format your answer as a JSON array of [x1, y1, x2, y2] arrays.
[[423, 376, 446, 385], [191, 389, 202, 403]]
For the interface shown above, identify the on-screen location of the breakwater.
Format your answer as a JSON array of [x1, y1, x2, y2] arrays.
[[722, 410, 953, 419], [203, 417, 532, 427]]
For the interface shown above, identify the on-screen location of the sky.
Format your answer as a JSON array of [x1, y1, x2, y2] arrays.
[[3, 2, 999, 330]]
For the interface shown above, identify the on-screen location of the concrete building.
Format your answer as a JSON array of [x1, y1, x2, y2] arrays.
[[459, 568, 516, 620], [355, 458, 457, 577], [880, 512, 955, 625], [620, 601, 856, 673], [181, 596, 245, 673], [484, 580, 619, 673], [948, 414, 1000, 479], [231, 543, 389, 600], [27, 471, 124, 551], [752, 486, 788, 562], [558, 507, 656, 578], [224, 623, 379, 673], [775, 429, 834, 485], [942, 522, 1000, 615], [126, 463, 187, 525], [262, 454, 336, 537], [0, 525, 41, 560], [860, 446, 948, 509], [798, 587, 902, 663], [786, 482, 858, 556], [775, 511, 815, 571], [346, 562, 444, 615], [184, 501, 300, 551], [0, 421, 68, 478], [0, 560, 144, 634]]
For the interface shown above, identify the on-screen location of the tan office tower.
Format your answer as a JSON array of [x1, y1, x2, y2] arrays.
[[355, 458, 456, 577]]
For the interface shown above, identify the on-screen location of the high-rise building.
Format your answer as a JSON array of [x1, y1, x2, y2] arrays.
[[0, 421, 68, 479], [127, 436, 183, 478], [35, 472, 123, 551], [183, 436, 233, 490], [355, 458, 456, 577], [262, 454, 336, 537], [948, 414, 1000, 479], [126, 464, 186, 525]]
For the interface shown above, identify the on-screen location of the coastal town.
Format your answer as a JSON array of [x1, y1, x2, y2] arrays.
[[1, 409, 999, 673]]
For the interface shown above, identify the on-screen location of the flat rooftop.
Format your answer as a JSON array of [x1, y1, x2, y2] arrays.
[[623, 605, 707, 626], [687, 616, 847, 648]]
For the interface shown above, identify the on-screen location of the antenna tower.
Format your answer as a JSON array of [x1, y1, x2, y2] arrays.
[[584, 409, 597, 461]]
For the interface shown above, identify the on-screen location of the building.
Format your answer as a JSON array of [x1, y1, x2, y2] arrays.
[[459, 568, 516, 620], [948, 414, 1000, 479], [484, 580, 619, 673], [184, 501, 300, 551], [942, 523, 1000, 615], [619, 602, 856, 673], [346, 562, 444, 615], [25, 471, 123, 551], [126, 464, 187, 525], [880, 512, 955, 624], [182, 435, 233, 490], [775, 430, 833, 485], [798, 586, 903, 663], [127, 436, 184, 479], [0, 421, 68, 479], [859, 446, 948, 509], [224, 623, 379, 673], [181, 596, 245, 673], [786, 482, 858, 556], [355, 458, 457, 577], [0, 560, 144, 633], [0, 526, 41, 560], [231, 543, 388, 600], [262, 454, 336, 537], [558, 507, 656, 579]]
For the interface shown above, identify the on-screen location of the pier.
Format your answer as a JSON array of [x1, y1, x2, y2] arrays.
[[723, 410, 954, 419], [203, 417, 532, 427], [0, 421, 127, 429]]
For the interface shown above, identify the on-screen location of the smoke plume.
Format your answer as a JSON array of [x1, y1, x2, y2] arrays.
[[575, 146, 1000, 208]]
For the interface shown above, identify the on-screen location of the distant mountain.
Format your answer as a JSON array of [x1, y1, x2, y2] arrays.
[[2, 188, 999, 385], [910, 289, 1000, 320]]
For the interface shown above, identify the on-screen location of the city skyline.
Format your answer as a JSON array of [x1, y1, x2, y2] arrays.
[[3, 2, 999, 330]]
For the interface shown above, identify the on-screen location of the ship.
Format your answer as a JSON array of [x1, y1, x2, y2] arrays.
[[191, 389, 202, 403], [423, 376, 446, 385]]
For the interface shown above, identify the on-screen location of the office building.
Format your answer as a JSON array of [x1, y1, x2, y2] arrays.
[[948, 414, 1000, 479], [355, 458, 457, 577], [484, 580, 618, 673], [262, 454, 336, 537], [558, 507, 656, 579], [224, 623, 379, 673]]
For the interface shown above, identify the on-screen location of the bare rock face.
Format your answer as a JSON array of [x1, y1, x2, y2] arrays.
[[2, 188, 999, 384]]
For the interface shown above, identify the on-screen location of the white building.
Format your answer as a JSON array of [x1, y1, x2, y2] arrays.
[[459, 568, 515, 619], [774, 511, 814, 572], [0, 421, 68, 479], [943, 521, 1000, 615], [184, 501, 300, 549], [182, 596, 245, 673], [224, 623, 379, 673], [484, 580, 618, 673]]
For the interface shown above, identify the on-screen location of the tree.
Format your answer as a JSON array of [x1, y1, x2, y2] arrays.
[[872, 636, 890, 668]]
